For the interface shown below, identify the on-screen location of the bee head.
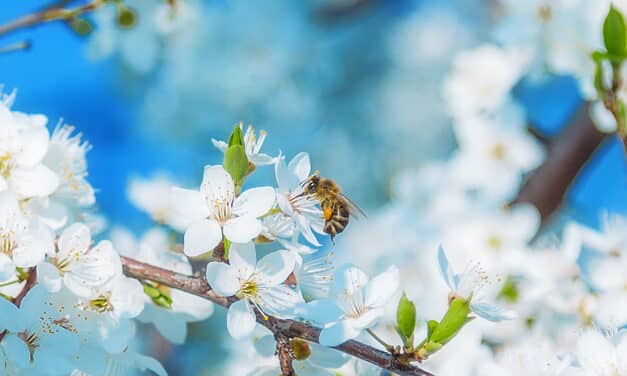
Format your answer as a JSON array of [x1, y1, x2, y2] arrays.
[[303, 175, 320, 194]]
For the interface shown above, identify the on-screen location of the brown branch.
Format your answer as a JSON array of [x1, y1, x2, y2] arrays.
[[514, 103, 607, 221], [0, 0, 104, 37], [276, 333, 295, 376], [121, 256, 433, 376]]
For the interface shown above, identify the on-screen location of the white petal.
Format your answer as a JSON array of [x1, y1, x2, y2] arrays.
[[438, 245, 456, 291], [3, 333, 30, 369], [258, 285, 304, 318], [330, 264, 369, 298], [232, 187, 276, 218], [9, 165, 59, 198], [319, 320, 361, 347], [64, 240, 121, 297], [153, 313, 188, 344], [37, 262, 62, 293], [228, 242, 257, 280], [58, 222, 91, 259], [12, 219, 53, 267], [183, 219, 222, 257], [308, 343, 349, 369], [288, 152, 311, 182], [205, 262, 240, 297], [275, 154, 299, 192], [295, 299, 343, 325], [253, 335, 277, 357], [201, 165, 234, 204], [223, 215, 262, 244], [0, 253, 15, 281], [227, 299, 256, 340], [347, 307, 384, 330], [171, 187, 212, 223], [256, 250, 295, 286], [575, 330, 615, 371], [470, 301, 517, 322], [211, 138, 228, 153], [364, 266, 399, 308], [0, 292, 20, 331], [15, 125, 49, 167]]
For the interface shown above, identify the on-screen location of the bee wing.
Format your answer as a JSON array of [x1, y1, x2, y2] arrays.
[[333, 192, 367, 219]]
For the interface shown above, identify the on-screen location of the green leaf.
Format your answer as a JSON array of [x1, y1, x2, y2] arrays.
[[396, 293, 416, 344], [428, 298, 471, 346], [116, 6, 137, 29], [224, 144, 249, 185], [594, 60, 606, 94], [228, 125, 244, 147], [604, 6, 627, 58]]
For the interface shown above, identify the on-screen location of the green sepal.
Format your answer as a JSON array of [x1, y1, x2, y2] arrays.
[[428, 298, 471, 346], [228, 125, 244, 147], [603, 6, 627, 58], [426, 320, 439, 339], [396, 292, 417, 347], [153, 294, 173, 309], [224, 145, 249, 186], [143, 284, 160, 299]]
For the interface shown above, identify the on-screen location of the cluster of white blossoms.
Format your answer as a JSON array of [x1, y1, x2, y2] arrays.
[[335, 1, 627, 375]]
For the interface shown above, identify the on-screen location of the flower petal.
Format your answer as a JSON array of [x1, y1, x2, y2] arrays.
[[0, 253, 16, 281], [3, 333, 30, 369], [0, 292, 20, 331], [232, 187, 276, 218], [319, 320, 361, 347], [295, 299, 343, 325], [223, 215, 262, 244], [205, 262, 240, 297], [288, 152, 311, 182], [364, 266, 399, 308], [228, 242, 257, 280], [183, 219, 222, 257], [255, 250, 295, 286], [330, 264, 369, 298], [470, 301, 517, 322], [171, 187, 212, 223], [438, 245, 456, 291], [9, 164, 59, 198], [37, 262, 62, 293], [210, 138, 228, 153], [227, 299, 256, 340], [201, 165, 234, 204], [308, 343, 349, 369], [58, 222, 91, 259]]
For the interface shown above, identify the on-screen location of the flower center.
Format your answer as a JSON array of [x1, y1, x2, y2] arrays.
[[0, 232, 16, 256], [237, 279, 258, 300], [89, 293, 113, 313], [537, 4, 552, 22], [0, 153, 15, 178], [486, 235, 503, 251], [212, 198, 233, 224], [490, 143, 506, 160]]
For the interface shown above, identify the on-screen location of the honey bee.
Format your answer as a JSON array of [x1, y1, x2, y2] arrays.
[[301, 173, 366, 242]]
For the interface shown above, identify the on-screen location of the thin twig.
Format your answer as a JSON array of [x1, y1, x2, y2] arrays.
[[121, 256, 433, 376]]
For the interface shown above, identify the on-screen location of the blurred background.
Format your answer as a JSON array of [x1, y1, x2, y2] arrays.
[[1, 0, 627, 374]]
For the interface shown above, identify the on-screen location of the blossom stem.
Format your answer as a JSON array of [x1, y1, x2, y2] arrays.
[[366, 328, 395, 352], [0, 279, 21, 288]]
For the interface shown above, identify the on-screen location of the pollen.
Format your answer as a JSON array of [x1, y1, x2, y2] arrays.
[[490, 143, 506, 160]]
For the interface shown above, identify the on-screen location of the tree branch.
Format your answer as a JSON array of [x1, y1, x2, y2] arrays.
[[514, 103, 607, 221], [121, 256, 434, 376], [0, 0, 105, 37]]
